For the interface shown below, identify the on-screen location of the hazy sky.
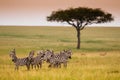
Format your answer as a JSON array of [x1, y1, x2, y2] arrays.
[[0, 0, 120, 26]]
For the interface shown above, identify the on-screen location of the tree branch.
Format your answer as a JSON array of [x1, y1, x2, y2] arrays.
[[67, 21, 77, 29], [80, 20, 98, 30], [80, 22, 88, 30]]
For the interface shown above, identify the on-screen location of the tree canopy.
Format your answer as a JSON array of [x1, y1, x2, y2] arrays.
[[47, 7, 114, 49], [47, 7, 114, 30]]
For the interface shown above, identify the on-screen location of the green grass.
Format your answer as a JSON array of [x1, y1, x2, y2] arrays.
[[0, 26, 120, 52], [0, 26, 120, 80]]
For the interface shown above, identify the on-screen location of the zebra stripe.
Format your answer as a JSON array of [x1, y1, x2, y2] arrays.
[[9, 49, 34, 70], [30, 50, 45, 69], [46, 50, 72, 68], [43, 49, 54, 62]]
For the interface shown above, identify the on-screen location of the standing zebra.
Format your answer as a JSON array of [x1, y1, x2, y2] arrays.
[[46, 50, 72, 68], [43, 49, 54, 63], [42, 49, 59, 68], [47, 53, 60, 68], [30, 50, 45, 69], [9, 49, 34, 70], [58, 50, 72, 67]]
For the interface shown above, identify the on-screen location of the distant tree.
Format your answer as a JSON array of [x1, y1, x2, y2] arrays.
[[47, 7, 114, 49]]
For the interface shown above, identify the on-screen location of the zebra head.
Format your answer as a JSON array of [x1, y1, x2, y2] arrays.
[[37, 50, 45, 59], [28, 50, 35, 60], [43, 49, 54, 61], [63, 49, 72, 59], [9, 49, 17, 62]]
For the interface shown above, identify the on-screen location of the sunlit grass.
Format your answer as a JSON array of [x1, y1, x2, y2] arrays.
[[0, 26, 120, 80], [0, 52, 120, 80]]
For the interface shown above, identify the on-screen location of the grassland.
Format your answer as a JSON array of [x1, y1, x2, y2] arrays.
[[0, 26, 120, 80]]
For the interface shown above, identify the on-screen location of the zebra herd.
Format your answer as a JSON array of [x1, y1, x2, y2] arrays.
[[9, 49, 72, 70]]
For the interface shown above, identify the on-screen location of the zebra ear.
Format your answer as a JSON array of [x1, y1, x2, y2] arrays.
[[67, 49, 71, 52], [29, 50, 35, 58], [51, 50, 54, 53], [68, 49, 72, 54], [9, 53, 12, 57], [46, 49, 49, 51], [60, 51, 63, 54], [63, 50, 66, 52], [60, 51, 62, 54], [12, 48, 16, 55], [29, 50, 34, 55]]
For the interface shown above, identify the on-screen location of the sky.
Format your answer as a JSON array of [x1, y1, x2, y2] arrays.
[[0, 0, 120, 26]]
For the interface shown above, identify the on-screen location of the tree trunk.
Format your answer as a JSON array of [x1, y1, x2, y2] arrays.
[[76, 29, 81, 49]]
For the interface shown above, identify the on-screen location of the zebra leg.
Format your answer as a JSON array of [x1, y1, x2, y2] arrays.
[[15, 66, 19, 70], [39, 63, 42, 68], [54, 62, 59, 68], [63, 62, 67, 68], [31, 64, 34, 69], [54, 62, 61, 68], [37, 64, 39, 69], [48, 64, 52, 68], [34, 65, 36, 69], [53, 63, 57, 68], [58, 63, 61, 68], [26, 64, 30, 70]]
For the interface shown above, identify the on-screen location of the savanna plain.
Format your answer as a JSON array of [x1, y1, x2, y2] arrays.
[[0, 26, 120, 80]]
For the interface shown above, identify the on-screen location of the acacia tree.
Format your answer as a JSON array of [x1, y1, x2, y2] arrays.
[[47, 7, 114, 49]]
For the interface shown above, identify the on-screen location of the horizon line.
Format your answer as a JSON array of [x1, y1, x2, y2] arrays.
[[0, 25, 120, 27]]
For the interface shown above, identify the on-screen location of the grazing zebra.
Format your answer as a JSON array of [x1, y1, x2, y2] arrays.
[[31, 50, 45, 69], [45, 50, 72, 68], [9, 49, 34, 70]]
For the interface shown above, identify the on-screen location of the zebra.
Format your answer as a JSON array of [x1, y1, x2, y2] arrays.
[[58, 49, 72, 67], [47, 49, 72, 68], [30, 50, 45, 69], [43, 49, 54, 63], [47, 53, 60, 68], [9, 49, 34, 70], [41, 49, 59, 68]]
